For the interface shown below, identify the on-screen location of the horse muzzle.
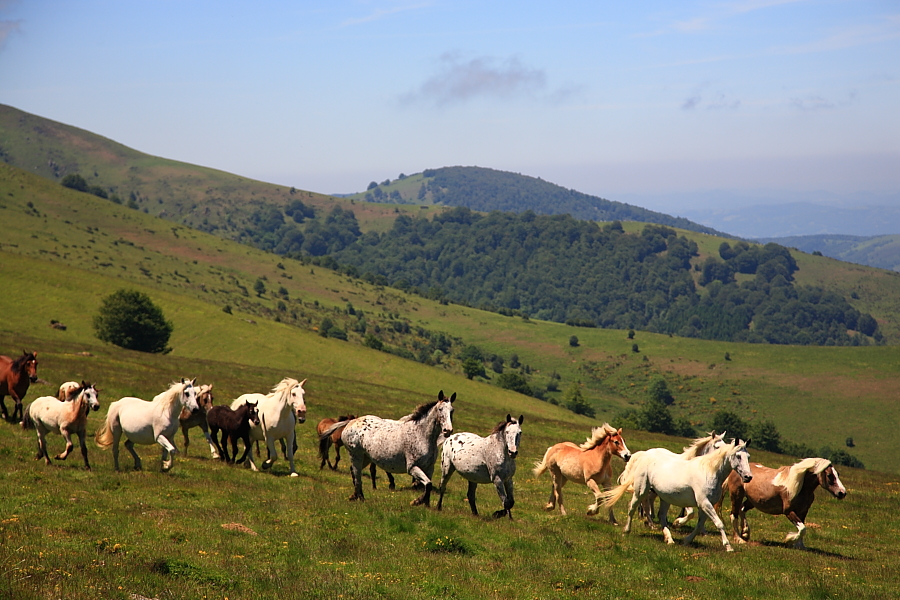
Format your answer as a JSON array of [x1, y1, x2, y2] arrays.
[[29, 375, 38, 383], [742, 474, 753, 483], [622, 453, 632, 463], [91, 405, 99, 412], [296, 411, 306, 423], [442, 428, 453, 437], [509, 450, 518, 459], [835, 490, 847, 500]]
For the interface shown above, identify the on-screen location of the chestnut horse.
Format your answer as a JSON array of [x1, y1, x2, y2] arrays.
[[317, 414, 356, 470], [0, 351, 39, 423], [533, 424, 631, 522], [179, 384, 218, 458], [724, 457, 847, 549]]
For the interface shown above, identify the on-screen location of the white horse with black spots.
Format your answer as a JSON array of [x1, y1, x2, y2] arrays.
[[324, 390, 455, 505], [437, 414, 523, 519]]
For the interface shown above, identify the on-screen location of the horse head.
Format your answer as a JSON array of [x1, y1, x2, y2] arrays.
[[820, 464, 847, 500], [610, 427, 632, 463], [58, 381, 81, 401], [80, 381, 100, 412], [290, 379, 307, 423], [23, 350, 38, 383], [729, 439, 753, 483], [245, 399, 261, 426], [196, 384, 214, 414], [180, 378, 200, 414], [504, 414, 523, 458], [436, 390, 455, 437]]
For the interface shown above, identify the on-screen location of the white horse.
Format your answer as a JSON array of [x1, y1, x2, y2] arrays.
[[437, 414, 523, 519], [622, 431, 726, 528], [22, 381, 100, 469], [602, 439, 753, 552], [95, 379, 200, 472], [230, 377, 307, 476], [324, 390, 455, 505]]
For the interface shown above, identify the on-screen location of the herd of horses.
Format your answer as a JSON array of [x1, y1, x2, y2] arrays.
[[1, 350, 847, 551]]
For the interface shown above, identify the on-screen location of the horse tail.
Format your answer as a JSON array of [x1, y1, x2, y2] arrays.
[[318, 429, 334, 463], [319, 420, 346, 441], [95, 415, 114, 447], [20, 402, 34, 430], [532, 446, 553, 477], [601, 464, 636, 509]]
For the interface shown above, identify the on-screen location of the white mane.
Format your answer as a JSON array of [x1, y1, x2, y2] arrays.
[[772, 458, 832, 501]]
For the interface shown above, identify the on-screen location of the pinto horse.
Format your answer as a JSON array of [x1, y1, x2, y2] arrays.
[[179, 384, 218, 458], [602, 439, 753, 552], [0, 351, 39, 423], [317, 414, 356, 470], [22, 381, 100, 469], [533, 424, 631, 522], [437, 414, 523, 519], [323, 390, 455, 505], [724, 457, 847, 549], [207, 400, 260, 464]]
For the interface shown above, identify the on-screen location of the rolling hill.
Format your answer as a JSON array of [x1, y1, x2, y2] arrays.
[[759, 233, 900, 272]]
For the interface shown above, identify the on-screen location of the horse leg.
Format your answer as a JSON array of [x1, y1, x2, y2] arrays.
[[12, 397, 23, 425], [286, 430, 298, 477], [55, 427, 74, 461], [200, 421, 219, 459], [124, 439, 142, 471], [262, 436, 278, 470], [156, 435, 178, 472], [77, 431, 90, 470], [784, 511, 807, 549], [466, 480, 480, 516], [659, 500, 676, 545], [349, 457, 367, 501], [436, 453, 455, 511], [182, 423, 191, 457], [332, 441, 341, 471], [35, 427, 50, 465], [491, 476, 514, 519], [210, 427, 226, 462], [673, 507, 695, 529], [546, 466, 567, 515], [0, 396, 7, 420], [698, 498, 733, 552], [586, 478, 614, 522], [234, 433, 252, 465], [387, 471, 396, 490], [408, 465, 433, 506]]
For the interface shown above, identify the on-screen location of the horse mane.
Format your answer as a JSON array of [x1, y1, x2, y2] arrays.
[[270, 377, 300, 398], [11, 352, 35, 370], [408, 400, 438, 422], [152, 380, 187, 410], [772, 458, 832, 501], [579, 423, 617, 450], [490, 420, 509, 435], [681, 432, 718, 459], [337, 414, 355, 422], [695, 440, 737, 474]]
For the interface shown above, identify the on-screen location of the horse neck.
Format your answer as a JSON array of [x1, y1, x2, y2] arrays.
[[414, 406, 443, 441]]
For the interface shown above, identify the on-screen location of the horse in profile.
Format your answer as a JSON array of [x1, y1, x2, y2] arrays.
[[602, 439, 753, 552], [724, 457, 847, 549], [0, 351, 39, 423], [22, 381, 100, 469], [207, 400, 260, 464], [317, 414, 356, 470], [230, 377, 307, 476], [622, 431, 726, 528], [95, 379, 200, 472], [532, 424, 631, 522], [179, 384, 218, 458], [323, 390, 455, 505], [437, 414, 523, 519]]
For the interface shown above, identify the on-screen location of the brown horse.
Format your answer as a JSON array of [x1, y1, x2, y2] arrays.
[[317, 414, 356, 470], [179, 384, 217, 458], [533, 424, 631, 522], [724, 457, 847, 549], [0, 351, 39, 423]]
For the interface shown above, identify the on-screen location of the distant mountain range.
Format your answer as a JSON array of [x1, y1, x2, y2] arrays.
[[758, 234, 900, 272]]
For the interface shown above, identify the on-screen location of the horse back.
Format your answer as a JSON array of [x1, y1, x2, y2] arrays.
[[342, 416, 411, 473], [739, 463, 797, 515]]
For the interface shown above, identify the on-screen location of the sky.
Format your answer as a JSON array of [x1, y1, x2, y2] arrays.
[[1, 0, 899, 217]]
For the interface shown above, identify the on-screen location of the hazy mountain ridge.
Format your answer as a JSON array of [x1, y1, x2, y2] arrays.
[[758, 233, 900, 272]]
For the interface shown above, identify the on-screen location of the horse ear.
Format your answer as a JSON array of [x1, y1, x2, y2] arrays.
[[518, 415, 524, 425], [299, 378, 307, 386], [506, 414, 512, 423], [449, 392, 456, 403], [617, 428, 623, 434], [438, 390, 445, 401]]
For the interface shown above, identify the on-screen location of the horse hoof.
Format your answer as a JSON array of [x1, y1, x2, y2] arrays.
[[492, 510, 507, 519], [290, 472, 299, 478]]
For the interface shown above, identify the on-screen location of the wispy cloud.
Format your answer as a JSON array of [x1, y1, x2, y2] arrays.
[[789, 90, 857, 111], [400, 53, 575, 107], [0, 18, 21, 50], [340, 2, 433, 27], [681, 83, 741, 111]]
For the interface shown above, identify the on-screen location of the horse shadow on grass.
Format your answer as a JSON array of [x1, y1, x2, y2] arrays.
[[756, 540, 852, 560]]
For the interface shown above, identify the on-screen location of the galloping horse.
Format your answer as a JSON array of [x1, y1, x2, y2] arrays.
[[533, 424, 631, 522], [437, 414, 523, 519], [95, 379, 200, 472], [179, 384, 218, 458], [602, 439, 753, 552], [0, 351, 39, 423], [621, 431, 726, 528], [230, 378, 307, 476], [23, 381, 100, 469], [324, 390, 455, 505], [724, 457, 847, 549], [207, 400, 260, 464], [317, 414, 356, 470]]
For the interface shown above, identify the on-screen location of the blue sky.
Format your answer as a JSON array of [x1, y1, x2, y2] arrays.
[[1, 1, 898, 213]]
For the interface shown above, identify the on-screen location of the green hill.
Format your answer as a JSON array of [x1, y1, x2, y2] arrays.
[[760, 233, 900, 272]]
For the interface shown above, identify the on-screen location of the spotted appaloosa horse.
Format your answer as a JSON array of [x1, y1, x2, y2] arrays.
[[323, 390, 455, 505], [533, 424, 631, 522], [437, 414, 523, 519], [724, 457, 847, 549], [0, 351, 39, 423]]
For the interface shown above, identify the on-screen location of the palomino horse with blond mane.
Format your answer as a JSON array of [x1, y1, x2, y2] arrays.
[[602, 439, 752, 552], [723, 457, 847, 549], [95, 379, 200, 472], [22, 381, 100, 469], [533, 424, 631, 522], [230, 378, 307, 476], [622, 431, 726, 528]]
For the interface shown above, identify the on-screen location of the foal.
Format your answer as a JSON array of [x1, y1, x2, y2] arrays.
[[724, 457, 847, 549], [207, 400, 260, 464], [317, 414, 356, 470], [23, 381, 100, 469]]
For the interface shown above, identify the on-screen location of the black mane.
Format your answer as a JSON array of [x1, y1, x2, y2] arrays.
[[408, 400, 438, 422]]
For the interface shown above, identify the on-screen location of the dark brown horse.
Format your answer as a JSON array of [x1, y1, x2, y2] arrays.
[[723, 457, 847, 549], [317, 414, 356, 470], [207, 400, 260, 464], [0, 351, 39, 423]]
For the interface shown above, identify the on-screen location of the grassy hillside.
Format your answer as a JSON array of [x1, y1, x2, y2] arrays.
[[2, 163, 899, 475], [760, 233, 900, 272]]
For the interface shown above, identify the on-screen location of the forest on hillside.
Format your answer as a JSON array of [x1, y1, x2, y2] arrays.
[[270, 205, 879, 346]]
